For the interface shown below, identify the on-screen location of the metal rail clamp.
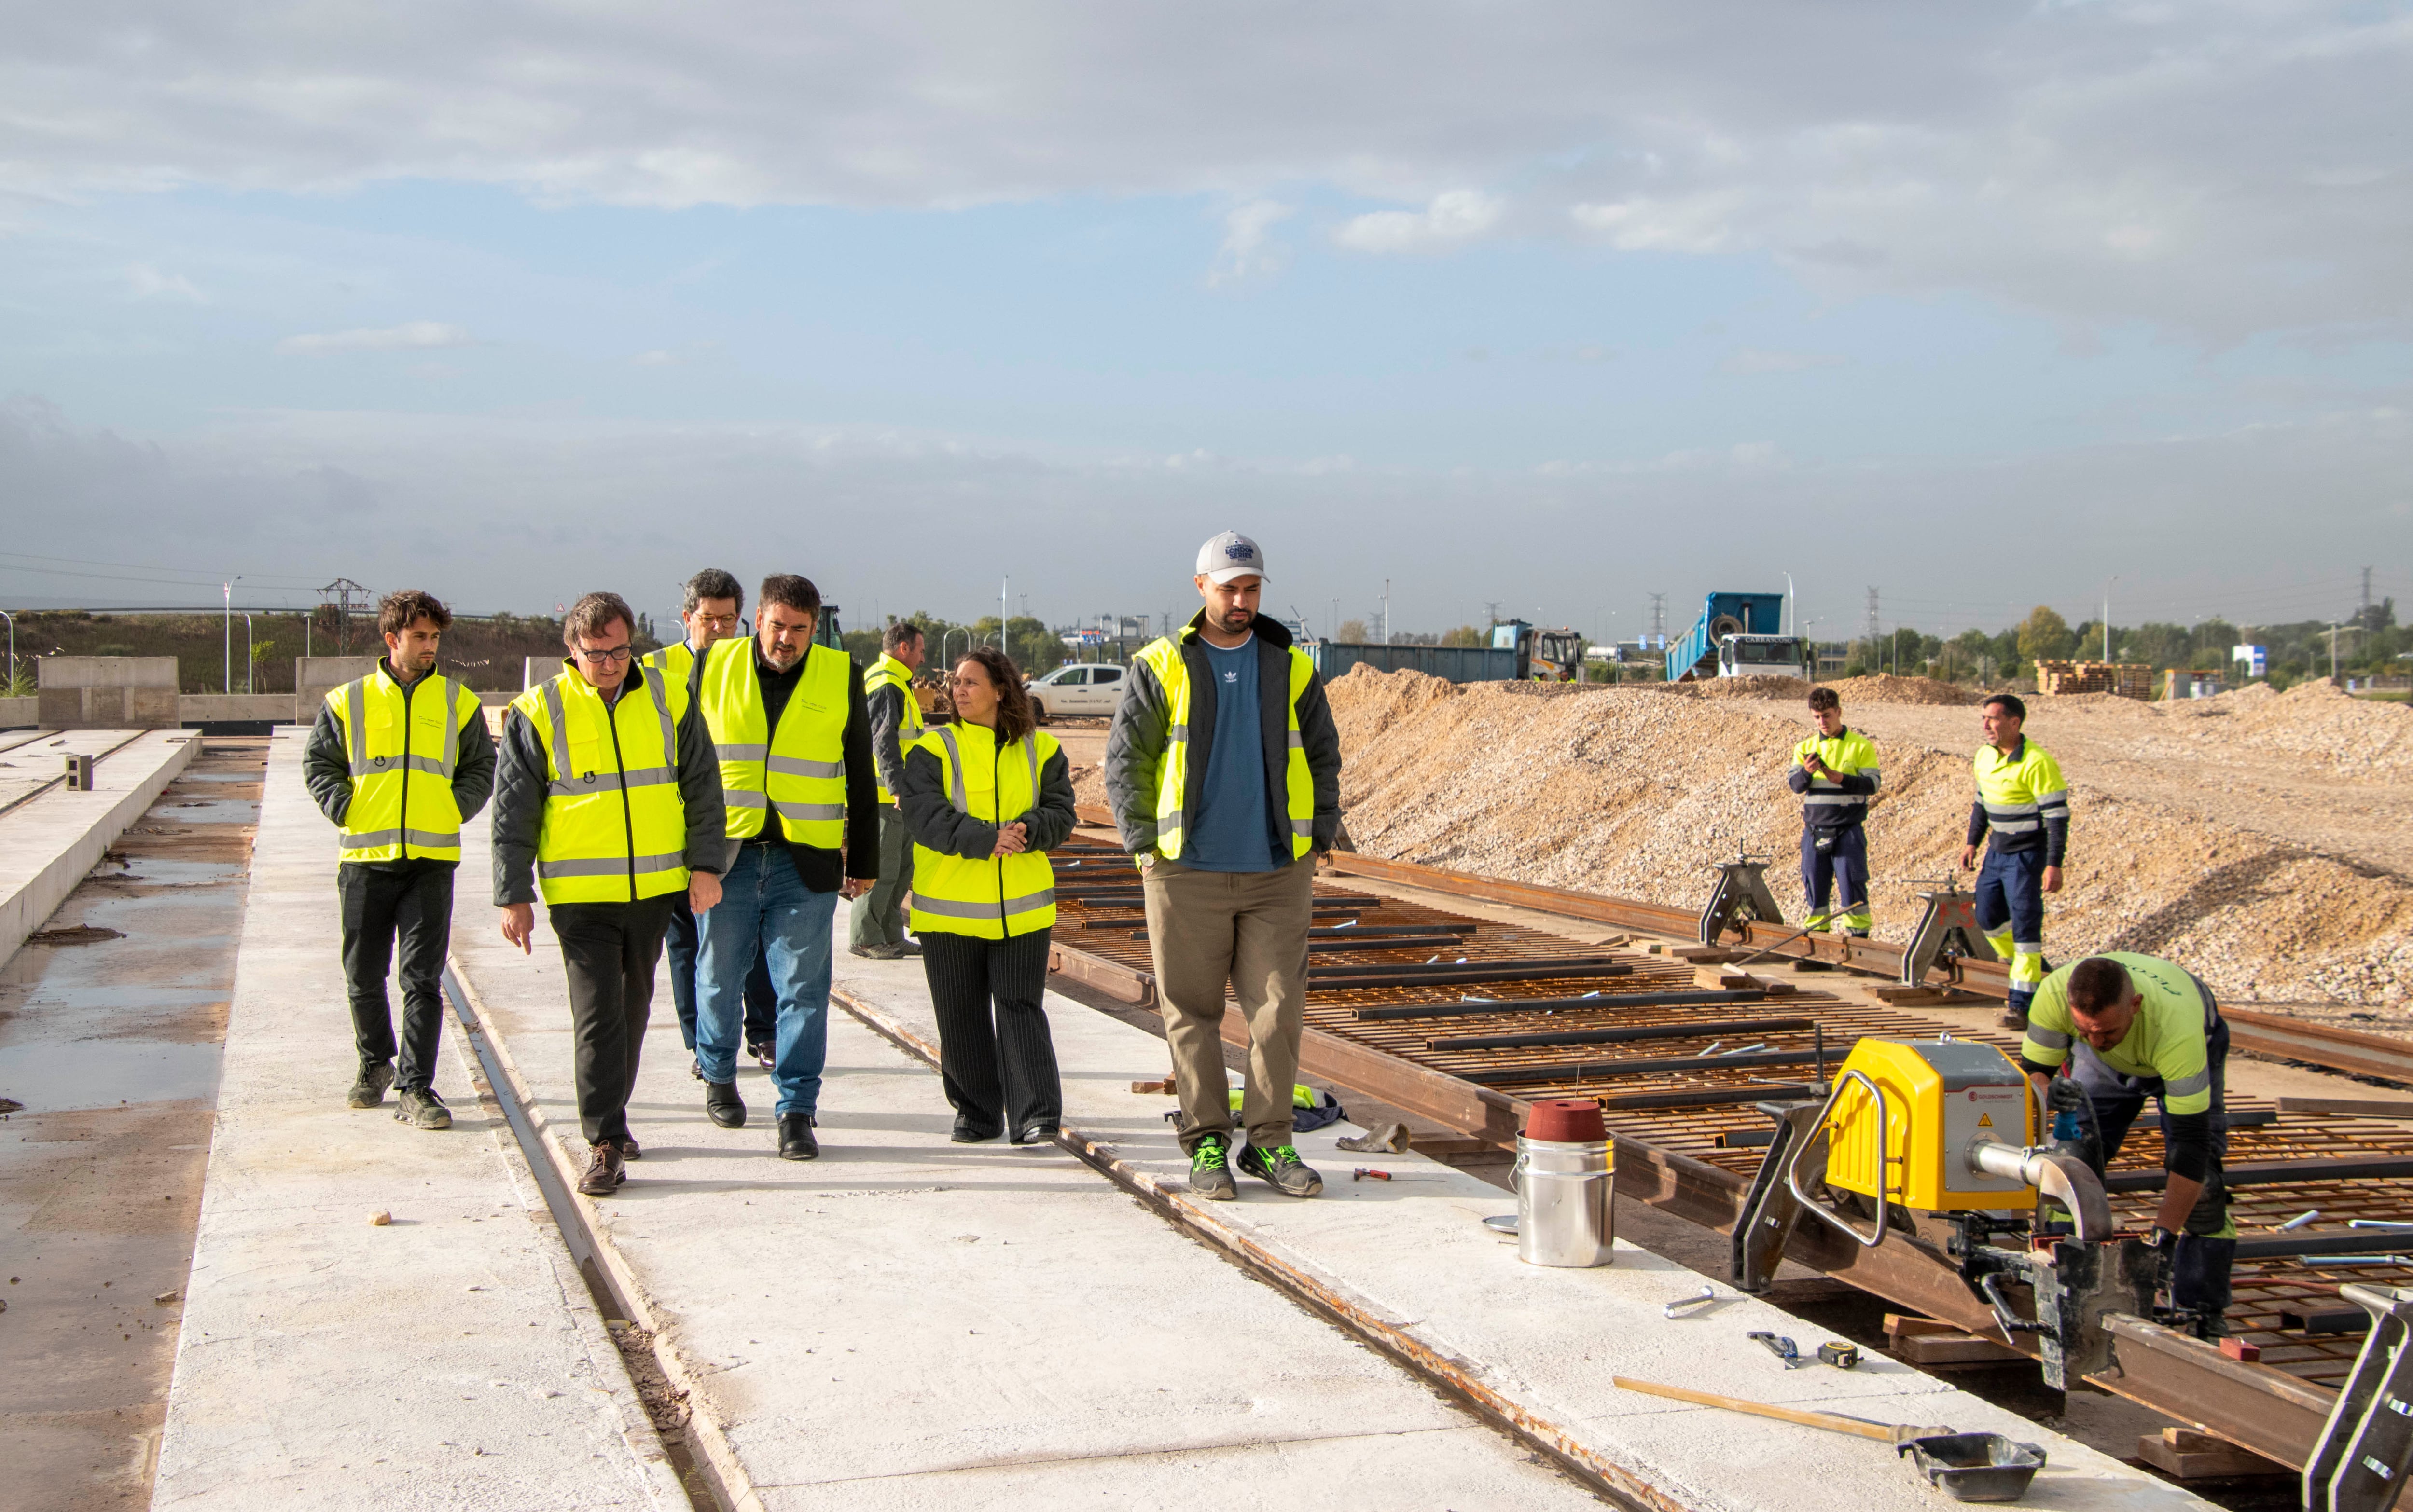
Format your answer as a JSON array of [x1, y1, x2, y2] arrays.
[[2305, 1284, 2413, 1512], [1900, 882, 1994, 988], [1699, 855, 1784, 947]]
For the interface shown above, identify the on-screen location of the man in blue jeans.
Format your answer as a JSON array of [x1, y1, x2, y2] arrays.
[[692, 575, 878, 1159]]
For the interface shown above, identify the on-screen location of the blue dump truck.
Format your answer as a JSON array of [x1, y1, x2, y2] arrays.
[[1664, 592, 1809, 681]]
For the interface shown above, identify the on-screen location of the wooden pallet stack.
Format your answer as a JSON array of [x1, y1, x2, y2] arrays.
[[2033, 659, 2153, 698]]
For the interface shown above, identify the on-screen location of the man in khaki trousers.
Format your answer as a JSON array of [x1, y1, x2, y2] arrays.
[[1105, 532, 1343, 1200]]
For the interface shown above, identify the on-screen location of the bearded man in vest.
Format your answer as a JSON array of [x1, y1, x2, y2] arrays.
[[304, 588, 495, 1130], [848, 617, 927, 961], [641, 567, 779, 1071], [693, 574, 878, 1159], [1104, 532, 1343, 1200], [491, 592, 727, 1196]]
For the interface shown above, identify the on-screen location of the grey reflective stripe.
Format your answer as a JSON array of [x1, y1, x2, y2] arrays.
[[2013, 940, 2044, 954], [933, 727, 966, 809], [918, 889, 1057, 920], [1286, 730, 1303, 748], [1863, 769, 1881, 788], [1168, 723, 1188, 741], [725, 790, 769, 809], [774, 801, 845, 823], [343, 826, 461, 852], [341, 828, 400, 850], [403, 754, 449, 777], [717, 742, 769, 762], [2026, 1026, 2073, 1050], [345, 679, 370, 776], [2034, 788, 2068, 807], [405, 827, 459, 849], [1004, 887, 1054, 915], [650, 679, 675, 772], [439, 683, 463, 779], [541, 679, 571, 781], [1984, 802, 2041, 817], [1023, 735, 1039, 815], [538, 852, 685, 879], [548, 766, 675, 797], [1804, 794, 1868, 805], [2164, 1069, 2212, 1099], [767, 755, 844, 778], [1290, 817, 1312, 836], [1989, 818, 2040, 833]]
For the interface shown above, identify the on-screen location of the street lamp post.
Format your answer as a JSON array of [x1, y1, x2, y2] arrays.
[[222, 577, 243, 693], [0, 609, 13, 691], [1783, 572, 1795, 637], [2103, 575, 2118, 661], [241, 613, 257, 694]]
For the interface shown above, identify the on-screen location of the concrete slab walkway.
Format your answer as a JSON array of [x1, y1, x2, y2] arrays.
[[447, 835, 1610, 1507], [151, 731, 682, 1511], [1, 730, 198, 961], [831, 912, 2216, 1512]]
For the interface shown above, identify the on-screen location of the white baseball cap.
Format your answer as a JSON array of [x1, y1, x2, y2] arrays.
[[1196, 530, 1267, 585]]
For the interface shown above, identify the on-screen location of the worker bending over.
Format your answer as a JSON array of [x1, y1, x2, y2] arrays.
[[642, 568, 777, 1074], [1786, 686, 1877, 937], [1959, 693, 2068, 1030], [1106, 531, 1343, 1201], [2018, 952, 2235, 1332], [304, 589, 493, 1130]]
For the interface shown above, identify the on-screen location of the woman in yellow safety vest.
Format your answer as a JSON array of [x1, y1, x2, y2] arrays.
[[898, 646, 1078, 1144]]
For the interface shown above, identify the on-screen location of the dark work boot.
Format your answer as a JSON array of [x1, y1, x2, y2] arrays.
[[577, 1141, 626, 1196], [951, 1114, 1000, 1143], [393, 1087, 452, 1130], [347, 1061, 395, 1109], [705, 1080, 747, 1129], [2173, 1236, 2237, 1336], [777, 1113, 819, 1160]]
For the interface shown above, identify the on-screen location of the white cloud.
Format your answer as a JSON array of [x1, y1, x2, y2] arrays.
[[1208, 199, 1291, 285], [125, 264, 204, 302], [1723, 349, 1847, 375], [1334, 191, 1505, 254], [275, 322, 476, 356]]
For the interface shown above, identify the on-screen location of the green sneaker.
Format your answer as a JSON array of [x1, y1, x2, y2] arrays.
[[1237, 1142, 1324, 1198], [1189, 1133, 1238, 1201]]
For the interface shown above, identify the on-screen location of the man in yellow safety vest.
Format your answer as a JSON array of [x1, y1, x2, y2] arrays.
[[491, 592, 727, 1196], [303, 588, 494, 1131], [849, 617, 927, 961], [1959, 692, 2071, 1031], [693, 574, 878, 1160], [1105, 532, 1342, 1202]]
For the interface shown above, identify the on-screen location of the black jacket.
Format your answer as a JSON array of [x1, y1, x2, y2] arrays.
[[489, 663, 727, 907], [1102, 611, 1342, 859], [898, 729, 1079, 861], [301, 660, 497, 871]]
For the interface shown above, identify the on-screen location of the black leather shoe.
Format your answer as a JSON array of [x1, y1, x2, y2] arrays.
[[778, 1113, 819, 1160], [951, 1115, 1001, 1143], [705, 1080, 747, 1128]]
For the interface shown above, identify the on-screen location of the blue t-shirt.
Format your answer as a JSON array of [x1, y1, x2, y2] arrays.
[[1183, 636, 1279, 872]]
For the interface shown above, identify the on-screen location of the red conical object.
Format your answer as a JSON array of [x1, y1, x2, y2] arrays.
[[1523, 1099, 1606, 1143]]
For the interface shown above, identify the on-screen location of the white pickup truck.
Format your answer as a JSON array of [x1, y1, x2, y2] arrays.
[[1024, 662, 1130, 720]]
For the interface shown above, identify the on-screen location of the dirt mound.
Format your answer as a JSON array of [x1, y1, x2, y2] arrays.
[[1819, 675, 1983, 707], [1319, 672, 2413, 1009]]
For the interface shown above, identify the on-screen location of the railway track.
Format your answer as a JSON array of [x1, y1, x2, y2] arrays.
[[1043, 825, 2413, 1476]]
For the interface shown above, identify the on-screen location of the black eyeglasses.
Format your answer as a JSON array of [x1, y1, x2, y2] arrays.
[[574, 646, 634, 665]]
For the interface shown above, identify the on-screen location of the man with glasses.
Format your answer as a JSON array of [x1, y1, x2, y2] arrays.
[[492, 593, 726, 1196], [643, 569, 778, 1075], [849, 618, 926, 961], [693, 575, 878, 1159]]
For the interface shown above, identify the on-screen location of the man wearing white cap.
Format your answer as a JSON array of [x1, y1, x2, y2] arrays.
[[1106, 531, 1343, 1200]]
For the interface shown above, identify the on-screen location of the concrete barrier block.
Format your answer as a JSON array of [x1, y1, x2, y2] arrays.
[[38, 655, 177, 689]]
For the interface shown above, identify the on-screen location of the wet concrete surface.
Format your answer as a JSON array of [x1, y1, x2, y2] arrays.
[[0, 738, 263, 1511]]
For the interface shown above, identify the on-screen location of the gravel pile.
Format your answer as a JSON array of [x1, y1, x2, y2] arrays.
[[1317, 669, 2413, 1012]]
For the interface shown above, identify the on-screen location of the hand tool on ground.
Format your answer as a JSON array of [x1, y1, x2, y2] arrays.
[[1663, 1285, 1717, 1319], [1352, 1168, 1391, 1181], [1747, 1331, 1810, 1368], [1819, 1341, 1860, 1369], [1610, 1376, 1954, 1446]]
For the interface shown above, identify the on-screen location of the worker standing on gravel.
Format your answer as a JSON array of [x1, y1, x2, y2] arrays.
[[304, 589, 494, 1131], [2017, 953, 2234, 1332], [1105, 531, 1343, 1201], [849, 618, 927, 961], [1786, 686, 1878, 937], [492, 593, 726, 1197], [642, 569, 778, 1077], [1960, 692, 2068, 1030]]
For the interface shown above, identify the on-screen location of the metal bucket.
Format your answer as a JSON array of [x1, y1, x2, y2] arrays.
[[1512, 1136, 1614, 1267]]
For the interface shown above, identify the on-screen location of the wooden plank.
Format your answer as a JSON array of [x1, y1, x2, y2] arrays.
[[2135, 1429, 2292, 1480], [1896, 1332, 2027, 1365]]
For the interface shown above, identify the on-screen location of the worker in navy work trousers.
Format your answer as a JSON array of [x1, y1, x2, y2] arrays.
[[1786, 685, 1879, 937], [1960, 692, 2069, 1031]]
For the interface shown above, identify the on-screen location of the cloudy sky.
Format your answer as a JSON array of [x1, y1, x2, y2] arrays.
[[3, 1, 2407, 641]]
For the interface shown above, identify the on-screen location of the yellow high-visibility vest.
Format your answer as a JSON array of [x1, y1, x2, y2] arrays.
[[698, 638, 850, 846], [907, 721, 1060, 939], [1132, 636, 1315, 863], [509, 665, 692, 905], [864, 652, 924, 806], [638, 639, 696, 687], [327, 668, 484, 864]]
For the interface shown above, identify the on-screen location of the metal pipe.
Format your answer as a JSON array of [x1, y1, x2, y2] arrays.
[[1966, 1138, 2112, 1242], [1356, 990, 1768, 1022], [1428, 1018, 1816, 1052], [1785, 1070, 1889, 1250]]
